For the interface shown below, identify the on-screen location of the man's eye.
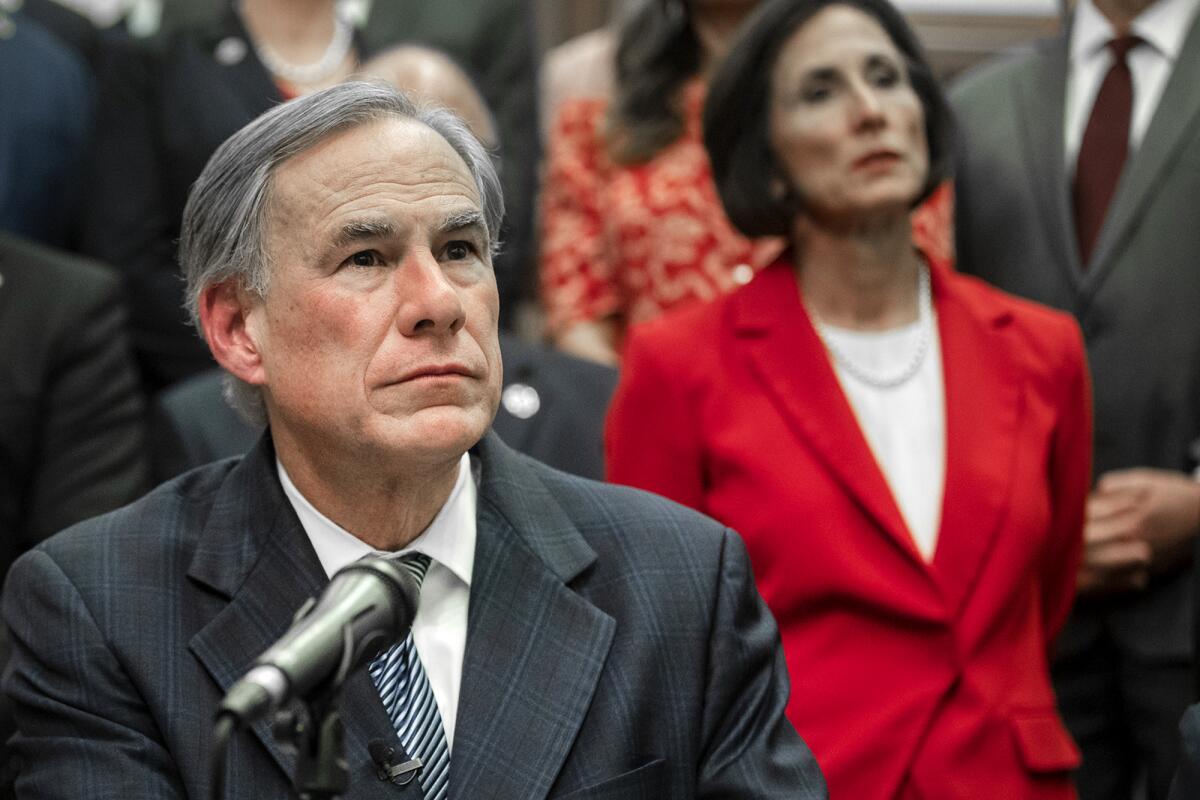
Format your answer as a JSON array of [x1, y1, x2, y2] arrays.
[[445, 241, 474, 260], [348, 250, 381, 268]]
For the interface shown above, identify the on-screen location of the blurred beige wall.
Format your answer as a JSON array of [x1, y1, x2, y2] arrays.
[[532, 0, 1064, 83]]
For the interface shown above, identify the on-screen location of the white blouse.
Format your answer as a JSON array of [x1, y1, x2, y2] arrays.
[[821, 317, 946, 562]]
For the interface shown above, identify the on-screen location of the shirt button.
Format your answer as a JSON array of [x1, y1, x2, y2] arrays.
[[732, 263, 755, 285]]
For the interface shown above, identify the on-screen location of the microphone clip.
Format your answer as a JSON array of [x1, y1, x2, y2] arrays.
[[368, 742, 423, 786]]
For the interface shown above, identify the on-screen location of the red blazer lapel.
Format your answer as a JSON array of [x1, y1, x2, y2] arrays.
[[930, 264, 1025, 613], [732, 260, 934, 572]]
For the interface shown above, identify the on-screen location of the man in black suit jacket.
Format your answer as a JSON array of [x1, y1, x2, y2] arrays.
[[953, 1, 1200, 796], [0, 233, 147, 579], [0, 233, 148, 791], [3, 82, 825, 798]]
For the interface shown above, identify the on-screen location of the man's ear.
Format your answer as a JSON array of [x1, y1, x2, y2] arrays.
[[198, 281, 266, 386]]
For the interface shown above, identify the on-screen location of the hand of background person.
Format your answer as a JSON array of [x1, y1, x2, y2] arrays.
[[1077, 468, 1200, 594]]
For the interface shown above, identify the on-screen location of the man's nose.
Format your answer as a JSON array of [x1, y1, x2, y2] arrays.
[[394, 250, 466, 336]]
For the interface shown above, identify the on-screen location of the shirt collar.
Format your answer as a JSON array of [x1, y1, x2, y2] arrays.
[[278, 452, 476, 587], [1072, 0, 1200, 64]]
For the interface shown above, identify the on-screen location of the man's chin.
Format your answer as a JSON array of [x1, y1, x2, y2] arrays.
[[366, 407, 491, 460]]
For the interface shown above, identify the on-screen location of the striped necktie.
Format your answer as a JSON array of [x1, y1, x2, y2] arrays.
[[368, 553, 450, 798]]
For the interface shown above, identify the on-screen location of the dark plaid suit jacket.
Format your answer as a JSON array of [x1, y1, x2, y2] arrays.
[[2, 432, 825, 798]]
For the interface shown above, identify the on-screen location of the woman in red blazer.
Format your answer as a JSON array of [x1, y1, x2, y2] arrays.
[[605, 1, 1092, 797]]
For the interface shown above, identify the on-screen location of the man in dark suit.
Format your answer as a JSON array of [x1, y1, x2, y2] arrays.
[[0, 233, 148, 579], [952, 1, 1200, 797], [0, 233, 148, 791], [2, 81, 825, 798]]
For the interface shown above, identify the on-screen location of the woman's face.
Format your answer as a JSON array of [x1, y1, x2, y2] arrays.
[[768, 4, 929, 225]]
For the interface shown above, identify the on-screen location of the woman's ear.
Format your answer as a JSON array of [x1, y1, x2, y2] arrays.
[[198, 281, 267, 386]]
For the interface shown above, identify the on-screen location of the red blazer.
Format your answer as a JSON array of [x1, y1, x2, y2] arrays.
[[606, 255, 1092, 799]]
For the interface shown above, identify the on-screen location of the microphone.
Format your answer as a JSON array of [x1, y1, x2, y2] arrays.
[[218, 557, 421, 725]]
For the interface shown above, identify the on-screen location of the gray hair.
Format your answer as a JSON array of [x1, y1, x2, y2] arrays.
[[179, 80, 505, 424]]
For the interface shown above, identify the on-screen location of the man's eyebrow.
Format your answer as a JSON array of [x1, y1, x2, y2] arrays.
[[439, 210, 486, 236], [332, 218, 396, 249]]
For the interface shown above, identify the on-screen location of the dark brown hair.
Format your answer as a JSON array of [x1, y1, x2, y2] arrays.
[[702, 0, 955, 237], [603, 0, 701, 165]]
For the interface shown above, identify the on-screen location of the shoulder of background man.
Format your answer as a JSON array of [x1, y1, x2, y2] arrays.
[[950, 34, 1061, 109], [0, 234, 125, 349]]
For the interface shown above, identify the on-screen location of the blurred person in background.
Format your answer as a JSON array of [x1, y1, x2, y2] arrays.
[[953, 0, 1200, 796], [606, 0, 1092, 796], [539, 0, 778, 365], [538, 0, 951, 366], [0, 8, 94, 249], [0, 232, 148, 791], [78, 0, 364, 392]]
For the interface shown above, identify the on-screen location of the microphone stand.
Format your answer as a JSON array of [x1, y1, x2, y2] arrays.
[[273, 625, 359, 800], [210, 625, 358, 800]]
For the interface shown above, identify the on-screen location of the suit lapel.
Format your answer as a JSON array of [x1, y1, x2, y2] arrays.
[[733, 262, 933, 573], [1013, 36, 1085, 285], [930, 269, 1024, 614], [450, 435, 614, 800], [187, 436, 401, 795], [1087, 12, 1200, 284]]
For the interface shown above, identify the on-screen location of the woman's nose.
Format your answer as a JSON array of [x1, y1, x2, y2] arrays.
[[848, 82, 887, 130]]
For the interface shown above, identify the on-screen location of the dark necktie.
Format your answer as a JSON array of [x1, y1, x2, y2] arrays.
[[368, 553, 450, 798], [1074, 36, 1141, 267]]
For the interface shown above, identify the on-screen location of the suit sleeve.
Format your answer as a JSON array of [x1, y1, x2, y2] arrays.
[[24, 272, 148, 544], [2, 549, 187, 797], [605, 325, 706, 512], [1041, 318, 1092, 643], [697, 528, 828, 798]]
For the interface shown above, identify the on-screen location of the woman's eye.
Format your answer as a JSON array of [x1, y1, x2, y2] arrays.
[[348, 250, 381, 268], [445, 241, 474, 260], [801, 83, 831, 103], [868, 62, 901, 88]]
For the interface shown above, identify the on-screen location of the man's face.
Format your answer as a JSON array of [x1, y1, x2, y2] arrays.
[[244, 117, 501, 469]]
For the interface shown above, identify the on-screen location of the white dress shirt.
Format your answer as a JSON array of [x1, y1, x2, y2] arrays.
[[278, 453, 476, 750], [1065, 0, 1200, 173], [823, 318, 946, 562]]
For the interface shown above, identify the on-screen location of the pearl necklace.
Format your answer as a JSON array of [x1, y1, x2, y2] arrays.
[[250, 8, 353, 87], [809, 262, 933, 390]]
